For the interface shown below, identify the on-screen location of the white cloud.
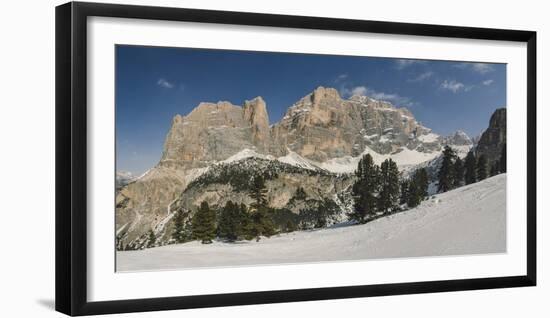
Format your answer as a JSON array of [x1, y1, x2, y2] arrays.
[[340, 85, 413, 107], [408, 71, 434, 82], [482, 79, 494, 86], [350, 86, 368, 96], [395, 59, 425, 70], [472, 63, 494, 74], [157, 78, 174, 88], [454, 62, 494, 74], [334, 74, 348, 82], [440, 80, 465, 93]]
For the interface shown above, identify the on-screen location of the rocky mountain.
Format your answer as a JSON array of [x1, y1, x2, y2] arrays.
[[115, 166, 207, 248], [116, 86, 479, 249], [159, 87, 456, 170], [476, 108, 506, 163], [270, 87, 438, 161], [402, 108, 506, 193], [159, 97, 270, 170], [443, 130, 473, 146]]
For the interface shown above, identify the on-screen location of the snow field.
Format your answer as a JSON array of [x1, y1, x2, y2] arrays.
[[117, 174, 506, 271]]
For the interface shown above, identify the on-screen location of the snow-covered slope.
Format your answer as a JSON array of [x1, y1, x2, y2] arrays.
[[220, 148, 274, 164], [117, 174, 506, 271], [317, 146, 442, 173], [277, 150, 319, 170]]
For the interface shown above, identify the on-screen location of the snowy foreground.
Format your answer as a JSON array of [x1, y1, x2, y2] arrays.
[[117, 174, 506, 272]]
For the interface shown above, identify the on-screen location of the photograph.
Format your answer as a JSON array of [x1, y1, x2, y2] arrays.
[[114, 45, 507, 272]]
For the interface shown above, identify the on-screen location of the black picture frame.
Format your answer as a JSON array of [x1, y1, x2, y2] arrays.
[[55, 1, 537, 316]]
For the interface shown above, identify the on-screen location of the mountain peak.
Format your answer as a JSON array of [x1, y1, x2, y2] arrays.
[[245, 96, 265, 104], [444, 130, 473, 146], [185, 101, 241, 119], [311, 86, 341, 101], [243, 96, 270, 152]]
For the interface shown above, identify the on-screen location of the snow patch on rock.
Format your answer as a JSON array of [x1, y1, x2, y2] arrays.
[[220, 148, 274, 164], [277, 150, 318, 170]]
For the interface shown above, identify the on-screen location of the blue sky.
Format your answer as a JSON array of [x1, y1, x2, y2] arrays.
[[116, 45, 506, 175]]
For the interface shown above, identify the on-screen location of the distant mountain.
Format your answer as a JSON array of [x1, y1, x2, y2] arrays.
[[443, 130, 473, 146], [116, 87, 478, 249]]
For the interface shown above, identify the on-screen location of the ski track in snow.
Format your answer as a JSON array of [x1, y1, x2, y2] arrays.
[[117, 174, 506, 272]]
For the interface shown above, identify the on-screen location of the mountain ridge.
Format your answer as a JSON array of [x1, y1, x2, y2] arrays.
[[115, 86, 503, 250], [160, 86, 470, 170]]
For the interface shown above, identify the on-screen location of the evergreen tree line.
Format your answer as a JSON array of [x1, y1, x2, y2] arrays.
[[349, 154, 429, 224], [437, 143, 506, 194], [400, 168, 429, 209], [168, 184, 340, 245], [169, 175, 276, 244]]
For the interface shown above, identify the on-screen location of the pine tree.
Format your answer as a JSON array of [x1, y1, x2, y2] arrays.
[[477, 154, 488, 181], [350, 154, 380, 223], [378, 158, 400, 214], [405, 168, 429, 209], [191, 201, 217, 244], [400, 180, 410, 205], [500, 143, 506, 173], [437, 146, 457, 193], [407, 178, 421, 208], [452, 157, 465, 188], [240, 204, 255, 241], [414, 168, 429, 200], [294, 187, 307, 200], [249, 175, 268, 208], [247, 176, 275, 241], [248, 206, 275, 241], [284, 219, 297, 233], [217, 201, 244, 242], [172, 208, 188, 244], [464, 150, 477, 185], [147, 229, 156, 248], [314, 211, 327, 228]]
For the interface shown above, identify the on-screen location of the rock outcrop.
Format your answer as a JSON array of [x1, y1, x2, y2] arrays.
[[159, 99, 271, 170], [270, 87, 436, 161], [177, 157, 352, 216], [476, 108, 506, 163], [243, 97, 270, 152], [116, 166, 194, 248]]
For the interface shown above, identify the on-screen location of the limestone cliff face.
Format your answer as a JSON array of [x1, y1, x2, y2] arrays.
[[160, 99, 270, 170], [243, 97, 270, 153], [270, 87, 436, 162], [159, 87, 446, 166], [476, 108, 506, 162], [115, 166, 200, 249]]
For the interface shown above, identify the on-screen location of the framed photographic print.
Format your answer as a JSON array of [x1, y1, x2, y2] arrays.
[[55, 1, 536, 316]]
